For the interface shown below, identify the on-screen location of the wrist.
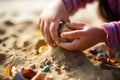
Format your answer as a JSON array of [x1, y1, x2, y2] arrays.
[[97, 27, 107, 43]]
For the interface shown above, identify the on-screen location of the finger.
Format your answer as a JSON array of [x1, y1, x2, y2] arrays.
[[49, 19, 60, 44], [66, 23, 85, 30], [58, 39, 81, 50], [44, 22, 54, 47], [61, 30, 85, 39], [39, 19, 45, 36]]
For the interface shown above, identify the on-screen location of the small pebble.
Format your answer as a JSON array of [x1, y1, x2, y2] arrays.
[[45, 60, 51, 65], [42, 65, 50, 72], [11, 66, 25, 80], [97, 52, 107, 59], [21, 68, 37, 79], [87, 55, 93, 59], [89, 47, 99, 55], [96, 52, 108, 62], [53, 63, 60, 71]]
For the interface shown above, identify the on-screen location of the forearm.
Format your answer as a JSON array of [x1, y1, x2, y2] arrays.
[[62, 0, 94, 14]]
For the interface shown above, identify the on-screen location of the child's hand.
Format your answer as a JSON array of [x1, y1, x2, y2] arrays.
[[39, 0, 69, 47], [58, 23, 106, 51]]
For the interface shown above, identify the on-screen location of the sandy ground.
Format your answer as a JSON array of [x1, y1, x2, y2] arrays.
[[0, 0, 120, 80]]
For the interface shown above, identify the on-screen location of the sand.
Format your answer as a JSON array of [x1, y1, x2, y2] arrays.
[[0, 0, 120, 80]]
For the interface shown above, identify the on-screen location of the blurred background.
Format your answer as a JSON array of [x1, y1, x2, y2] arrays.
[[0, 0, 103, 26], [0, 0, 51, 25]]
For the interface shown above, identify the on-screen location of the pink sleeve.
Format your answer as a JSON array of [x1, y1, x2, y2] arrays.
[[63, 0, 94, 13], [102, 21, 120, 59]]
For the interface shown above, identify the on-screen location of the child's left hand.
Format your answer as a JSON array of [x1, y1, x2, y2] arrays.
[[58, 23, 106, 51]]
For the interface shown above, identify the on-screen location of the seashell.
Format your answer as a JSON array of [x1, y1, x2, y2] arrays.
[[45, 60, 51, 65], [42, 58, 48, 64], [21, 68, 37, 79], [11, 66, 25, 80], [39, 45, 47, 53], [35, 39, 46, 55], [42, 58, 51, 65], [42, 65, 50, 72], [31, 70, 46, 80], [53, 63, 60, 71], [3, 64, 12, 77]]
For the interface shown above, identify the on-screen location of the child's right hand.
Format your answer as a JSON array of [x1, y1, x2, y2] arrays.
[[58, 23, 106, 51], [39, 0, 70, 47]]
